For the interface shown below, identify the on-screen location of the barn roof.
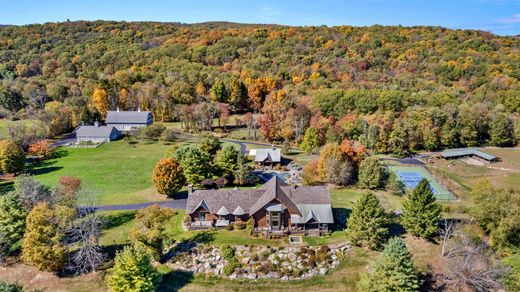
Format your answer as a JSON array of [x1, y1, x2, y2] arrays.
[[106, 110, 152, 124], [440, 148, 497, 161], [76, 125, 119, 137]]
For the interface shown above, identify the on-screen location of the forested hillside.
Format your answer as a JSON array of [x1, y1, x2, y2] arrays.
[[1, 21, 519, 154]]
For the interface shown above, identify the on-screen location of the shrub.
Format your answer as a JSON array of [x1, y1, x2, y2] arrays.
[[220, 245, 236, 261], [201, 179, 217, 189], [215, 177, 228, 188], [138, 123, 166, 140], [226, 223, 234, 231], [0, 281, 23, 292], [245, 217, 254, 235], [223, 258, 240, 276], [107, 246, 161, 292], [161, 128, 176, 142], [234, 221, 246, 230]]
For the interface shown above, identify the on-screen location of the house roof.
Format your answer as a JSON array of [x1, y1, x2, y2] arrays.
[[186, 177, 333, 224], [76, 125, 119, 137], [440, 148, 497, 161], [250, 148, 281, 163], [106, 110, 152, 124], [216, 206, 229, 216]]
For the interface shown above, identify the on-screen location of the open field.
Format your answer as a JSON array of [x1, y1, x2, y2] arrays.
[[27, 141, 186, 205], [0, 119, 36, 138]]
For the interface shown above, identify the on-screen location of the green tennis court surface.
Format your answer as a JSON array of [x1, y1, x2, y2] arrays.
[[388, 166, 456, 201]]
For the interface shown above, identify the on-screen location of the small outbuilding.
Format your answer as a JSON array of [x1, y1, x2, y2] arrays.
[[440, 148, 498, 163], [75, 122, 121, 144], [106, 108, 153, 132], [249, 147, 281, 164]]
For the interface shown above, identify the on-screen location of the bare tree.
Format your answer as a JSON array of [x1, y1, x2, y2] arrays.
[[326, 156, 355, 186], [439, 218, 457, 257], [67, 208, 105, 274], [13, 174, 52, 210], [442, 235, 508, 292]]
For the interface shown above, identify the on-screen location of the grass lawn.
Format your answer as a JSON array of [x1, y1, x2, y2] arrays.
[[27, 140, 178, 205]]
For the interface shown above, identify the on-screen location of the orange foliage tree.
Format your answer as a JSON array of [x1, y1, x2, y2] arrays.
[[28, 139, 54, 159], [152, 158, 186, 198], [91, 87, 109, 117]]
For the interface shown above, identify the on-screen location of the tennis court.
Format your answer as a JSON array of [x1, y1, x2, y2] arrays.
[[388, 166, 456, 201]]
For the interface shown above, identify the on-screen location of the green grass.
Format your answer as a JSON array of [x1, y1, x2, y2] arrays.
[[28, 140, 176, 205]]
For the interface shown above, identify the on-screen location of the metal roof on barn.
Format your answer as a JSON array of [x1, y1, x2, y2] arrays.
[[440, 148, 497, 161], [106, 110, 152, 124]]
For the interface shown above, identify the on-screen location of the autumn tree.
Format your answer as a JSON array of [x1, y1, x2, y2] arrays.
[[199, 134, 222, 156], [489, 112, 515, 147], [358, 237, 421, 291], [129, 204, 174, 260], [401, 179, 441, 239], [0, 139, 25, 174], [210, 79, 229, 103], [152, 158, 185, 197], [21, 202, 67, 272], [228, 78, 248, 111], [27, 139, 54, 159], [346, 192, 388, 250], [53, 176, 82, 208], [107, 246, 161, 292], [91, 87, 109, 118], [247, 77, 276, 112]]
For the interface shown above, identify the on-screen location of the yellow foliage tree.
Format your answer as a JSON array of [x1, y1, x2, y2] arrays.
[[91, 87, 109, 117]]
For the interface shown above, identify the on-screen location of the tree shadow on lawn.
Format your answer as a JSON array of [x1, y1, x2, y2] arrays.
[[332, 207, 350, 231], [157, 270, 194, 292], [387, 213, 406, 237], [0, 181, 14, 193], [100, 211, 136, 230], [26, 159, 63, 176]]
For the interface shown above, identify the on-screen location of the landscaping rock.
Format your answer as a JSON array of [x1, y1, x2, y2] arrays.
[[319, 268, 328, 275], [247, 273, 258, 280]]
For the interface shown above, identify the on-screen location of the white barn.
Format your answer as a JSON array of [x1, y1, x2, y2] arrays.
[[76, 122, 121, 143], [106, 109, 153, 132]]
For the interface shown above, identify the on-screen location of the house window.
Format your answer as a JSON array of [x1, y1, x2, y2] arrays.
[[199, 213, 206, 221], [269, 211, 280, 228]]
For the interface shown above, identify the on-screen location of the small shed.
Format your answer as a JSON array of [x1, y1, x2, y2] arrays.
[[440, 148, 498, 163], [75, 122, 121, 143], [249, 147, 281, 164]]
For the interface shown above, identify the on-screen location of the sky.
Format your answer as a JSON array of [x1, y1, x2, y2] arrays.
[[1, 0, 520, 36]]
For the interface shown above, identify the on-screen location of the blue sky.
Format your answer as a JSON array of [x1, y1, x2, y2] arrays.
[[2, 0, 520, 35]]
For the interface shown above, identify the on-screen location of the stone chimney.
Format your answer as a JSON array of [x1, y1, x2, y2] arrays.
[[94, 120, 99, 127], [188, 184, 193, 196]]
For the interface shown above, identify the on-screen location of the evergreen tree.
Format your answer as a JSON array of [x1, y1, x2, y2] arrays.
[[401, 179, 441, 239], [233, 154, 252, 186], [358, 156, 386, 189], [21, 202, 66, 272], [0, 193, 27, 257], [178, 145, 211, 184], [358, 237, 421, 292], [107, 246, 161, 292], [301, 127, 320, 154], [215, 144, 240, 178], [346, 192, 388, 250], [199, 134, 222, 156], [386, 172, 405, 196]]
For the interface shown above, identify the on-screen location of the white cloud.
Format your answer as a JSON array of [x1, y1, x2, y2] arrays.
[[496, 13, 520, 23]]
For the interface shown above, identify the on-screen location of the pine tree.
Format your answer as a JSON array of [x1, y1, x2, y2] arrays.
[[358, 237, 421, 291], [346, 192, 388, 250], [0, 193, 27, 256], [358, 156, 386, 189], [107, 246, 161, 292], [401, 179, 441, 239]]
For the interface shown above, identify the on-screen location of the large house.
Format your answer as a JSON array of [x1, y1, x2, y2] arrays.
[[106, 109, 153, 132], [75, 122, 121, 143], [185, 177, 334, 236]]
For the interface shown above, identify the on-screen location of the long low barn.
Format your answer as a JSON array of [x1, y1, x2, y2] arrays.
[[106, 109, 153, 131], [76, 123, 121, 143], [440, 148, 498, 163]]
